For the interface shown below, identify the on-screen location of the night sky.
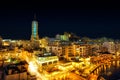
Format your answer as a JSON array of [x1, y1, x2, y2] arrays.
[[0, 1, 120, 39]]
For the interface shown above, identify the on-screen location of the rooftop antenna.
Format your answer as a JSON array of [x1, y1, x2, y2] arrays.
[[34, 13, 36, 20]]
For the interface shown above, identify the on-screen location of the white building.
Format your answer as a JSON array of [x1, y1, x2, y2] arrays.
[[35, 53, 59, 67], [102, 42, 115, 53]]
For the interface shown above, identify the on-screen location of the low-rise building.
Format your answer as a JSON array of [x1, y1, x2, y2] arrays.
[[35, 53, 59, 67], [4, 61, 28, 80]]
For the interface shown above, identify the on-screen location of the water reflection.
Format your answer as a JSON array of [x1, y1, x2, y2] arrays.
[[100, 60, 120, 80]]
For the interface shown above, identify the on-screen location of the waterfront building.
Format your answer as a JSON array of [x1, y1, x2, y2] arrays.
[[47, 40, 87, 61], [63, 43, 86, 61], [102, 42, 115, 54]]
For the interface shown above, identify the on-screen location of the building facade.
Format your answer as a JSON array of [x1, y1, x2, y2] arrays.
[[31, 15, 39, 41]]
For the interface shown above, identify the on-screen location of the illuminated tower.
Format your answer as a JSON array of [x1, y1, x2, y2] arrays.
[[31, 14, 39, 41]]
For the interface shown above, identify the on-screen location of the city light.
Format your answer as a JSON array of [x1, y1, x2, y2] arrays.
[[0, 12, 120, 80]]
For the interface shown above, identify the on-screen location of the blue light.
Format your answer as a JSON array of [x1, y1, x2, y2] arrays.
[[33, 22, 37, 37]]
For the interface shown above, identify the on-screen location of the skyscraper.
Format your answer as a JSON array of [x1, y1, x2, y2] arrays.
[[31, 14, 39, 41]]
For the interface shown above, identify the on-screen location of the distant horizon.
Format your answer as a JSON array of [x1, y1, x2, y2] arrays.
[[0, 31, 119, 40]]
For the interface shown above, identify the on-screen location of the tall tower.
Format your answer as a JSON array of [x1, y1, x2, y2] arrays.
[[31, 14, 39, 41]]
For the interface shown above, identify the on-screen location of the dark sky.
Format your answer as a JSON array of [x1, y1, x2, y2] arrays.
[[0, 1, 120, 39]]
